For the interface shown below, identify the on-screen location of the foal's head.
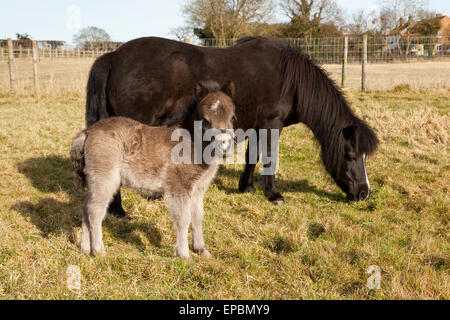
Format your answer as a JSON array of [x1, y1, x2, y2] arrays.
[[194, 80, 236, 153]]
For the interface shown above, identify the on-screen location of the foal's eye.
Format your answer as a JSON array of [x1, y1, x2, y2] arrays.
[[202, 118, 211, 129]]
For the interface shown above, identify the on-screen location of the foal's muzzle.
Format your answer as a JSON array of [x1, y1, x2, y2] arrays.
[[215, 129, 234, 153]]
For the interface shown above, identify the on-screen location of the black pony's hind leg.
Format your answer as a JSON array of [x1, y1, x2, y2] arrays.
[[239, 131, 259, 193], [107, 189, 127, 218]]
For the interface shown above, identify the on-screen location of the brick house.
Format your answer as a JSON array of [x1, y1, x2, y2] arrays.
[[388, 14, 450, 56]]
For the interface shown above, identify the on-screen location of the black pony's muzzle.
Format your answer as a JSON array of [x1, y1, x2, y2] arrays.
[[347, 184, 371, 201]]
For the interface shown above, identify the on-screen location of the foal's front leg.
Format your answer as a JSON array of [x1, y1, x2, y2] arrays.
[[166, 194, 191, 258], [190, 192, 211, 257]]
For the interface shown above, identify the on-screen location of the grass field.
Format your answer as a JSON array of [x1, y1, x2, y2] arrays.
[[0, 88, 448, 299], [1, 58, 450, 94]]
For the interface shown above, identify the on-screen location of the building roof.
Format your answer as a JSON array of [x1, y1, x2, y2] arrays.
[[389, 14, 449, 37]]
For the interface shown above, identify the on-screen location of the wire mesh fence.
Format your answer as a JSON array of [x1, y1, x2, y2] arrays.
[[202, 36, 450, 64], [1, 36, 449, 95], [1, 36, 449, 63], [0, 39, 123, 61]]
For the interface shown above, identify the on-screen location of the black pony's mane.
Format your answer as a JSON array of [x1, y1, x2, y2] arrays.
[[250, 39, 379, 176]]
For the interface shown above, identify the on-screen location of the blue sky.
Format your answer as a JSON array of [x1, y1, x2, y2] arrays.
[[1, 0, 449, 44]]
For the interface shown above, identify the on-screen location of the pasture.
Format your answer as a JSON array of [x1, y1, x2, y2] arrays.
[[0, 85, 448, 299]]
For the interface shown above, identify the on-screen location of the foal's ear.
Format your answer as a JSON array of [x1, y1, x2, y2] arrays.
[[221, 81, 235, 98], [342, 125, 358, 144], [195, 83, 208, 101]]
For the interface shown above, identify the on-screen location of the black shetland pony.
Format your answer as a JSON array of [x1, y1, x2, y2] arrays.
[[86, 36, 378, 217]]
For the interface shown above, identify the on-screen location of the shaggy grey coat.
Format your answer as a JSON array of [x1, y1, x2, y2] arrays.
[[70, 81, 235, 258]]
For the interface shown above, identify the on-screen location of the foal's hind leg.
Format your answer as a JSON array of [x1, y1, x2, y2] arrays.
[[81, 196, 92, 255], [190, 192, 211, 257], [165, 194, 191, 258], [84, 172, 121, 256]]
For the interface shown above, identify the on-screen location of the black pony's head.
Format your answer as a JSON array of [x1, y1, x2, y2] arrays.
[[331, 123, 378, 201], [280, 45, 379, 201]]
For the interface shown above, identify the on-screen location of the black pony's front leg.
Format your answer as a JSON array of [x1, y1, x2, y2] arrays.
[[239, 130, 259, 193], [107, 189, 127, 218], [260, 121, 284, 205]]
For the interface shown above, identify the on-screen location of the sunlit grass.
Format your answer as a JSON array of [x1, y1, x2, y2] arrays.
[[0, 90, 448, 299]]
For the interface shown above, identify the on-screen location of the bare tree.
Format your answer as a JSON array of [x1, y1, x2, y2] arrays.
[[280, 0, 345, 36], [170, 26, 193, 41], [16, 33, 31, 40], [346, 10, 368, 34], [73, 26, 112, 49], [379, 0, 427, 31], [182, 0, 275, 40]]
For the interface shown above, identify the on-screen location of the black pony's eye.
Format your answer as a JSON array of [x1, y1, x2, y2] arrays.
[[345, 151, 356, 160]]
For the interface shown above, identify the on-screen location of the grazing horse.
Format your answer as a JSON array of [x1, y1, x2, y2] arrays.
[[85, 36, 378, 217], [71, 81, 236, 257]]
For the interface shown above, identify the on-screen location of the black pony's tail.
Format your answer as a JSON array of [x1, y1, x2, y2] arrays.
[[86, 52, 115, 127]]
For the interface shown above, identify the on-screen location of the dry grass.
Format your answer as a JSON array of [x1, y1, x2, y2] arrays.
[[1, 58, 450, 95], [326, 61, 450, 90], [0, 89, 448, 299], [0, 58, 95, 95]]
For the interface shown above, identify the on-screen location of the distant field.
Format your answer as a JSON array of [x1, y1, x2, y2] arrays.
[[0, 58, 449, 95], [0, 90, 448, 299]]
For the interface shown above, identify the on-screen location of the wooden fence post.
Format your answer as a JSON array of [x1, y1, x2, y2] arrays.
[[32, 40, 40, 97], [7, 38, 16, 93], [341, 36, 348, 88], [361, 34, 368, 92]]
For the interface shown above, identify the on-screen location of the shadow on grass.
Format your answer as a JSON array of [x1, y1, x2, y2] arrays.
[[12, 155, 162, 251], [215, 166, 343, 202]]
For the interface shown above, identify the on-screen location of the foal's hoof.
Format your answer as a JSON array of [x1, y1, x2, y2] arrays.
[[80, 247, 91, 255], [92, 248, 107, 257], [197, 248, 212, 258], [173, 249, 191, 259]]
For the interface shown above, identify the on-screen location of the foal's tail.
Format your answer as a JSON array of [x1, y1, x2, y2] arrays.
[[70, 130, 88, 188], [86, 52, 114, 127]]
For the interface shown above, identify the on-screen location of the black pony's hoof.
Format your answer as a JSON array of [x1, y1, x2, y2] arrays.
[[268, 193, 285, 205], [108, 206, 127, 218], [239, 183, 256, 193], [272, 199, 285, 206]]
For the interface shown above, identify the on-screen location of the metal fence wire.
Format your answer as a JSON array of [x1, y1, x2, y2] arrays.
[[1, 36, 449, 64], [202, 36, 450, 64]]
